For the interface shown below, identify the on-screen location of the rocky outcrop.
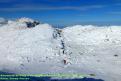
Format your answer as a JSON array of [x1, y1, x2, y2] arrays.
[[17, 17, 40, 28]]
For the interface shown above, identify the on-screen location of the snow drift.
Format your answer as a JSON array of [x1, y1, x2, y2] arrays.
[[0, 18, 121, 81]]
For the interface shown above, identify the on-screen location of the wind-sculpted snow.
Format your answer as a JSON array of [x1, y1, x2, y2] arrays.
[[0, 18, 121, 81]]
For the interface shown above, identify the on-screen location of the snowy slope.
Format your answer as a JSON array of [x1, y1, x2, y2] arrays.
[[63, 25, 121, 81], [0, 18, 121, 81], [0, 18, 62, 74]]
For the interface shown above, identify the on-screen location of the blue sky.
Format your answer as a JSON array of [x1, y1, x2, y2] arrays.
[[0, 0, 121, 26]]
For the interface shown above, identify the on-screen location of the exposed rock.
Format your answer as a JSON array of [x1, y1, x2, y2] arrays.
[[17, 17, 40, 28]]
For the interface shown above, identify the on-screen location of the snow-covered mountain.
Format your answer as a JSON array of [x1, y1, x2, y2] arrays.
[[0, 18, 121, 81]]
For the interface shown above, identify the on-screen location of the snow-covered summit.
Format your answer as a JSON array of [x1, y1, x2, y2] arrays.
[[17, 17, 35, 23], [1, 17, 40, 29], [17, 17, 40, 28]]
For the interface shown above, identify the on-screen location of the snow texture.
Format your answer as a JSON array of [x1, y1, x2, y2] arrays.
[[0, 18, 121, 81]]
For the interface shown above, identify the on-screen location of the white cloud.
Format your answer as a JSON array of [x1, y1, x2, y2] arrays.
[[0, 5, 105, 11]]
